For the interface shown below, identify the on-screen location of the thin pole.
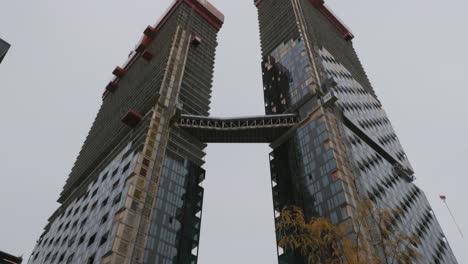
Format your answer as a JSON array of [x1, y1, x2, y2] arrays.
[[443, 200, 464, 238]]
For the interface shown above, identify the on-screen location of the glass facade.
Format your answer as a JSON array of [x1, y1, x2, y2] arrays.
[[257, 0, 458, 263], [319, 48, 412, 170], [295, 119, 348, 223], [28, 144, 138, 263], [144, 151, 204, 264], [263, 38, 317, 110], [320, 47, 457, 263]]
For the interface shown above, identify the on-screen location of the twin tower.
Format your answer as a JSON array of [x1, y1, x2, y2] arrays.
[[28, 1, 457, 263]]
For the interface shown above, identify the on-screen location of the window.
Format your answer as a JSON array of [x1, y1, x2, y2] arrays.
[[122, 148, 133, 161], [88, 233, 96, 247], [73, 206, 80, 216], [113, 193, 122, 205], [140, 167, 148, 177], [61, 236, 68, 246], [68, 236, 76, 247], [134, 189, 142, 200], [78, 234, 86, 246], [91, 189, 98, 198], [66, 253, 74, 264], [82, 204, 88, 213], [87, 254, 95, 264], [131, 200, 139, 211], [330, 211, 338, 224], [122, 162, 130, 174], [112, 168, 119, 178], [112, 180, 120, 190], [81, 217, 88, 228], [101, 213, 109, 224], [101, 172, 109, 182], [91, 201, 98, 211], [101, 197, 109, 208], [100, 232, 109, 246], [59, 253, 65, 262]]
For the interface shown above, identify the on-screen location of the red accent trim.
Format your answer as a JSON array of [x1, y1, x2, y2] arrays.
[[112, 66, 126, 78], [102, 90, 110, 99], [105, 80, 118, 93], [153, 0, 223, 37], [183, 0, 223, 30], [135, 44, 145, 53], [124, 0, 223, 71], [309, 0, 354, 41], [343, 32, 354, 41], [122, 110, 143, 128], [123, 52, 139, 71], [309, 0, 324, 8], [319, 7, 354, 41], [124, 0, 224, 67], [142, 50, 154, 61], [440, 195, 447, 200], [144, 26, 157, 39], [153, 1, 183, 34], [135, 35, 151, 52], [103, 0, 223, 101]]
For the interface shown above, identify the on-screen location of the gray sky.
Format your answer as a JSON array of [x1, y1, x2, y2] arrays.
[[0, 0, 466, 263]]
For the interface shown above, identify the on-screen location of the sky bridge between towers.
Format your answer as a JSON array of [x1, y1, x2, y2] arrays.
[[175, 114, 300, 143]]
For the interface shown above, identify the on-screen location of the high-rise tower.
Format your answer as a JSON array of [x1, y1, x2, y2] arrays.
[[28, 0, 458, 264], [28, 1, 223, 263], [256, 0, 457, 263]]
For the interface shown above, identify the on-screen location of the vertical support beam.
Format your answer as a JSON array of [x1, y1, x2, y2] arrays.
[[102, 27, 192, 264], [291, 0, 323, 92]]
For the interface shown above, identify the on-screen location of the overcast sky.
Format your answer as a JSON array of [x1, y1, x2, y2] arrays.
[[0, 0, 466, 263]]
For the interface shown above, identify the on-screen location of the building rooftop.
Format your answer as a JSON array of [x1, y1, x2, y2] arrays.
[[103, 0, 224, 99], [154, 0, 224, 29], [196, 0, 224, 23]]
